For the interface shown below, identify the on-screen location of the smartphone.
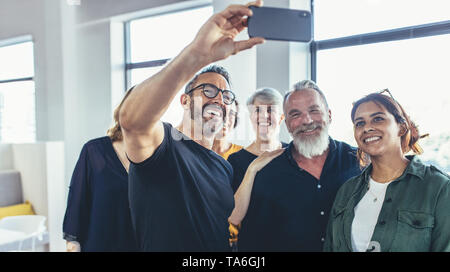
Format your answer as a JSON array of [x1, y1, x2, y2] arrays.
[[247, 6, 312, 42]]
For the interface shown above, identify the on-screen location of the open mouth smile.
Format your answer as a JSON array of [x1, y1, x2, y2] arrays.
[[363, 136, 382, 144], [297, 126, 320, 135], [203, 104, 224, 119]]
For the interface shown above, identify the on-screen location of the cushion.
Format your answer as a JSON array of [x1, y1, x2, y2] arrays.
[[0, 170, 23, 206], [0, 201, 35, 220]]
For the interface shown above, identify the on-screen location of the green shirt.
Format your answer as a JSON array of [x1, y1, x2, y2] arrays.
[[324, 155, 450, 252]]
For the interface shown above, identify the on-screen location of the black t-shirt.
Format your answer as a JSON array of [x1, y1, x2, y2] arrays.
[[227, 142, 288, 193], [128, 123, 234, 252]]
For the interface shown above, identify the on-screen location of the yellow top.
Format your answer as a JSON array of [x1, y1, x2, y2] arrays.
[[219, 143, 243, 160]]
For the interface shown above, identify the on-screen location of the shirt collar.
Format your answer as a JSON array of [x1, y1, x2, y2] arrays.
[[361, 155, 426, 184], [403, 155, 426, 180], [285, 137, 335, 168]]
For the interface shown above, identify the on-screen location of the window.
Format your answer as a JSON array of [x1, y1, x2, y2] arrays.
[[314, 0, 450, 40], [312, 0, 450, 172], [0, 39, 36, 143], [125, 5, 213, 125]]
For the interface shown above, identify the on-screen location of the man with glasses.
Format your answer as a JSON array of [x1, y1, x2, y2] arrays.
[[119, 1, 264, 251]]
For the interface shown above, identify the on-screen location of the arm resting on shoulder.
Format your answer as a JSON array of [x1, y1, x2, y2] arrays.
[[228, 149, 285, 226]]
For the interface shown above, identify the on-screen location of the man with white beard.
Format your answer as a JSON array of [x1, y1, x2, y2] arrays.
[[236, 80, 362, 252]]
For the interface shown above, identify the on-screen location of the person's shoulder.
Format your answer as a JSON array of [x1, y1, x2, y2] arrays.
[[424, 162, 450, 185], [259, 149, 289, 173], [336, 170, 365, 196], [83, 136, 111, 152], [227, 151, 238, 164], [418, 161, 450, 203], [407, 156, 448, 183], [330, 138, 359, 166], [331, 138, 357, 152], [228, 148, 251, 162], [342, 172, 364, 186], [161, 122, 193, 145]]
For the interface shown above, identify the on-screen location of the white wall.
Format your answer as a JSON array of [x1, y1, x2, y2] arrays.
[[0, 144, 13, 170]]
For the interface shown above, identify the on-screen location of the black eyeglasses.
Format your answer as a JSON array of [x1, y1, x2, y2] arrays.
[[186, 83, 236, 105]]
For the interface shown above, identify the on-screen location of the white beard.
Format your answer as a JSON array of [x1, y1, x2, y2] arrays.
[[292, 123, 330, 159]]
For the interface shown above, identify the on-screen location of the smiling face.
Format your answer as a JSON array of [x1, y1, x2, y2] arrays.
[[249, 98, 284, 141], [183, 72, 230, 136], [353, 101, 405, 158], [284, 89, 331, 158]]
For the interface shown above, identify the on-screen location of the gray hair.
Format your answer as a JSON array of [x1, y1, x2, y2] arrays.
[[283, 80, 329, 111], [185, 65, 231, 94], [246, 87, 283, 109]]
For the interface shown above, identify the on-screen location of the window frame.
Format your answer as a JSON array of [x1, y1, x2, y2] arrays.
[[310, 0, 450, 81], [0, 37, 36, 143], [124, 3, 212, 90], [310, 0, 450, 172], [0, 36, 34, 85]]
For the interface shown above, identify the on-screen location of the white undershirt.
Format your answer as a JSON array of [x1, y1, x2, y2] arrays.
[[351, 177, 392, 252]]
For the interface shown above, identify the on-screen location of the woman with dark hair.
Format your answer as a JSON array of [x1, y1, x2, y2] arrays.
[[324, 89, 450, 252], [63, 89, 138, 252]]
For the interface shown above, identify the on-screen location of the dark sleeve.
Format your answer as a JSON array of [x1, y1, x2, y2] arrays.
[[431, 179, 450, 252], [62, 144, 92, 242], [128, 122, 170, 167], [227, 154, 245, 193]]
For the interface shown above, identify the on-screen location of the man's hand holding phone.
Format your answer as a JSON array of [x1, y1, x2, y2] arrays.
[[247, 6, 312, 42], [188, 0, 266, 66]]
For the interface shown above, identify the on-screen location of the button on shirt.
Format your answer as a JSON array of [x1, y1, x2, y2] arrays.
[[238, 138, 361, 252]]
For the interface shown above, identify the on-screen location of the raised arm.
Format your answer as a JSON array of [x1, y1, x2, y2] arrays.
[[228, 148, 285, 226], [119, 1, 265, 163]]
